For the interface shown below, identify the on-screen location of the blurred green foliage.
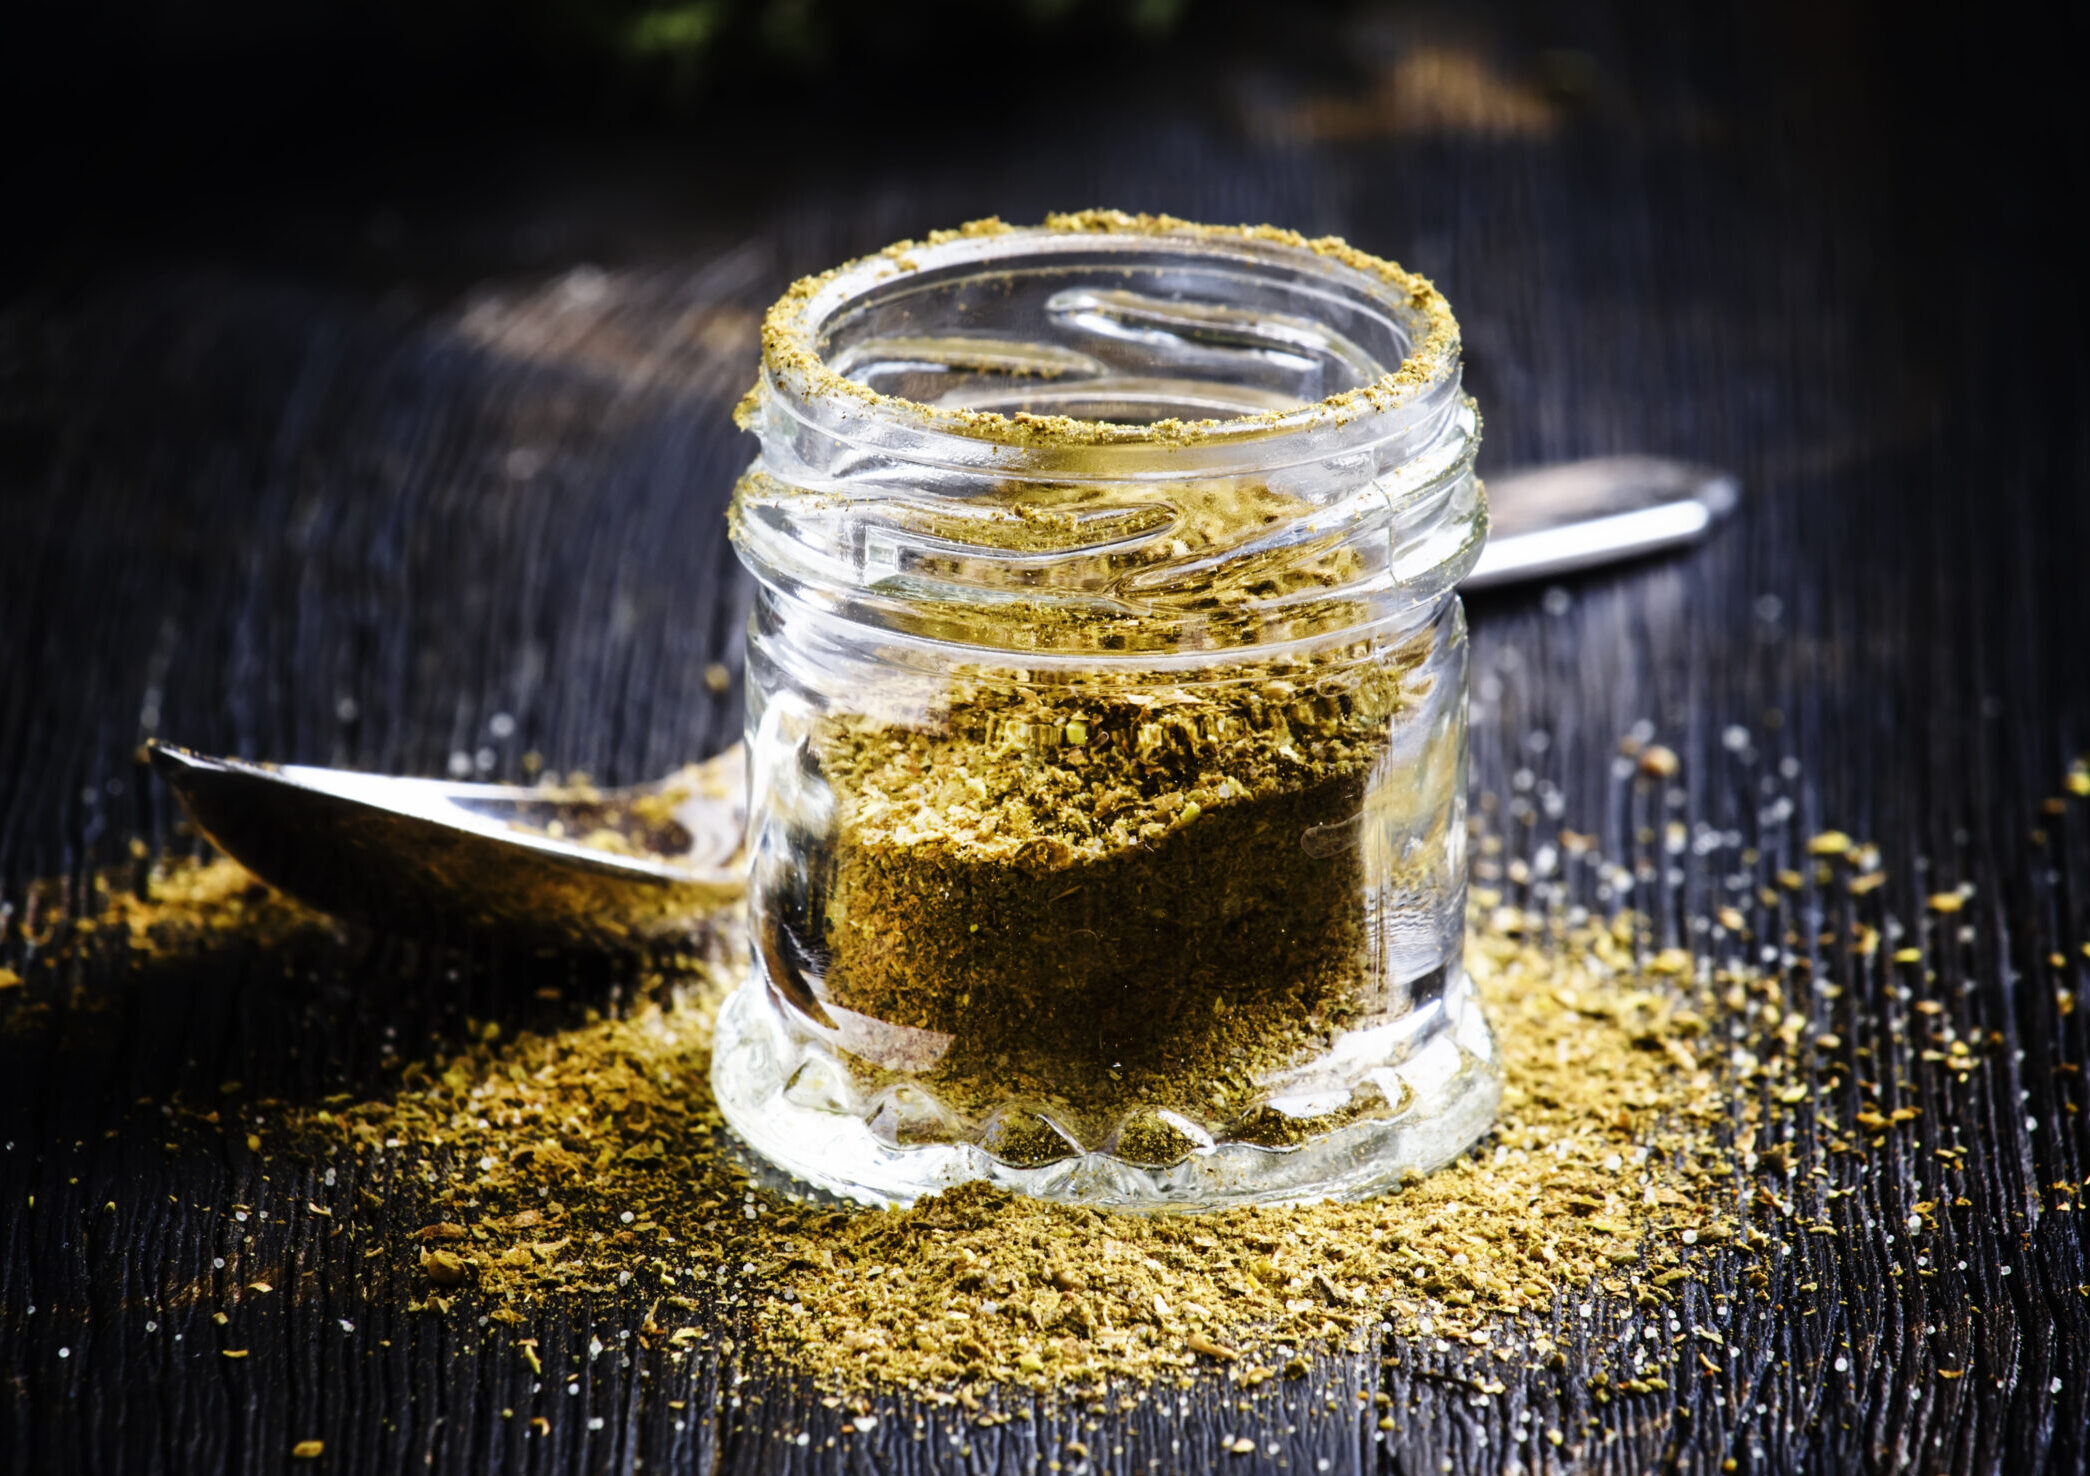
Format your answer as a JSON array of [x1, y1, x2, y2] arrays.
[[588, 0, 1203, 94]]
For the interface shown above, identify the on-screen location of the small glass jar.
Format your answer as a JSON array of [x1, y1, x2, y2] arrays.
[[716, 213, 1497, 1209]]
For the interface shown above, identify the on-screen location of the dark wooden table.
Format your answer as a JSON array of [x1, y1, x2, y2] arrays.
[[5, 3, 2087, 1470]]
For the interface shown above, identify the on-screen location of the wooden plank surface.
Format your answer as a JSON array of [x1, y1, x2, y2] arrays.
[[4, 3, 2088, 1471]]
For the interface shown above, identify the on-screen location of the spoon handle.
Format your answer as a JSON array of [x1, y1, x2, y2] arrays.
[[1462, 455, 1738, 590]]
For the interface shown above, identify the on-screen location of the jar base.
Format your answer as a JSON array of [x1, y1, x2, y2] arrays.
[[710, 975, 1502, 1212]]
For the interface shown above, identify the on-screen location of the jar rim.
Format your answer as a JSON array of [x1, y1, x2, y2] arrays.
[[738, 210, 1461, 456]]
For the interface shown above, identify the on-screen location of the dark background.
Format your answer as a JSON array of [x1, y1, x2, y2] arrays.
[[4, 2, 2090, 1472]]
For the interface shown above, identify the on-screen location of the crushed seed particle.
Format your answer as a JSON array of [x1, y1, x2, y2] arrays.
[[1637, 745, 1680, 779]]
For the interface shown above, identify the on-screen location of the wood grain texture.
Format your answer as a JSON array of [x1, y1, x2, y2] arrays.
[[4, 3, 2088, 1471]]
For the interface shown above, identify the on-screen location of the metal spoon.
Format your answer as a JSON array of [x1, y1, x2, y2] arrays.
[[149, 455, 1734, 945], [1463, 454, 1738, 589], [146, 743, 746, 950]]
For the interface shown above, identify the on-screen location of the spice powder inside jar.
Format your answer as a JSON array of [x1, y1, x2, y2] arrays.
[[812, 608, 1439, 1153]]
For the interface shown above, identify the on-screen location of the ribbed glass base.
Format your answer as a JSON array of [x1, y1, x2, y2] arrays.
[[710, 968, 1501, 1212]]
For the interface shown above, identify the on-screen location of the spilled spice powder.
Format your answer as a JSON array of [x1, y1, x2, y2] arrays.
[[298, 947, 786, 1310], [246, 892, 1758, 1390], [9, 751, 2003, 1400], [40, 856, 328, 957]]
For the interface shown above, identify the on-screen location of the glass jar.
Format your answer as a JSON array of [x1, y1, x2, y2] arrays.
[[716, 213, 1497, 1209]]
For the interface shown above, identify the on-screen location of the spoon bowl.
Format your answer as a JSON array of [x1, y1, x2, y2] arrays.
[[147, 742, 746, 949]]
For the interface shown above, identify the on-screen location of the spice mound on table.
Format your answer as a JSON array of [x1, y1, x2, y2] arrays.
[[16, 841, 1816, 1400]]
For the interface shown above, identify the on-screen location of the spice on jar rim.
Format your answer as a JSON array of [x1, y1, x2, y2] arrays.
[[739, 211, 1460, 449]]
